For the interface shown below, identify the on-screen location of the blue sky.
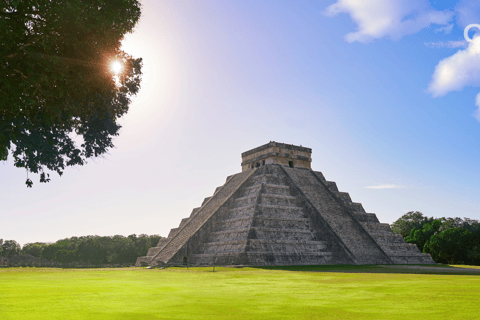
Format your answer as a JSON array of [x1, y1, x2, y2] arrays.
[[2, 0, 480, 246]]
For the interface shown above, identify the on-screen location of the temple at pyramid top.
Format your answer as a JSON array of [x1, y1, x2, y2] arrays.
[[241, 141, 312, 171]]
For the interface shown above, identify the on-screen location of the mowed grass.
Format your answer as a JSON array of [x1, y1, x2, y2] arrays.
[[1, 265, 479, 320]]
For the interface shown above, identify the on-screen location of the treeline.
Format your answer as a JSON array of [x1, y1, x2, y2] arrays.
[[0, 234, 161, 267], [391, 212, 480, 265]]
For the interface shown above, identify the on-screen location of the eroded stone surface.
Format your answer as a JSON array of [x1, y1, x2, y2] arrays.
[[136, 143, 434, 266]]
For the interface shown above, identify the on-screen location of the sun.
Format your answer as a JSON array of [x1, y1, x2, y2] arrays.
[[110, 60, 123, 75]]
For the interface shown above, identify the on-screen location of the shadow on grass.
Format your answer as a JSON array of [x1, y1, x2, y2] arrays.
[[250, 264, 480, 275], [143, 264, 480, 275]]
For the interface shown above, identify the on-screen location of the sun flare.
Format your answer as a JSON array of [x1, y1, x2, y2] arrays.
[[110, 60, 123, 75]]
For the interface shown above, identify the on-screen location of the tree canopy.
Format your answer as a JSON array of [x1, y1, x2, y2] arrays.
[[3, 234, 161, 266], [0, 0, 142, 186], [390, 211, 430, 237], [0, 239, 21, 256], [392, 212, 480, 265]]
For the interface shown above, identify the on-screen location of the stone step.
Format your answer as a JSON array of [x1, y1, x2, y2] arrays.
[[259, 195, 297, 206], [222, 216, 310, 224], [367, 231, 401, 237], [325, 181, 338, 192], [204, 240, 248, 246], [155, 238, 169, 248], [179, 218, 190, 229], [261, 194, 296, 200], [263, 185, 291, 195], [251, 173, 277, 179], [245, 184, 289, 191], [257, 204, 302, 210], [202, 197, 212, 206], [211, 227, 314, 236], [151, 169, 255, 265], [283, 167, 392, 265], [192, 251, 334, 258], [251, 219, 311, 229], [250, 174, 285, 185], [313, 171, 326, 181], [135, 256, 152, 266], [202, 240, 247, 253], [361, 222, 391, 232], [384, 252, 432, 257], [381, 245, 420, 253], [189, 207, 201, 218], [349, 202, 366, 213], [254, 216, 310, 223], [379, 243, 418, 250], [168, 227, 179, 238], [234, 195, 257, 202], [146, 246, 164, 257], [372, 233, 405, 241], [354, 212, 380, 223], [204, 239, 328, 246], [337, 192, 352, 203], [229, 205, 255, 212], [389, 254, 435, 264], [210, 228, 250, 235]]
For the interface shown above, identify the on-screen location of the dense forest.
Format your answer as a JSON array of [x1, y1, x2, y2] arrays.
[[0, 234, 161, 267], [391, 212, 480, 265]]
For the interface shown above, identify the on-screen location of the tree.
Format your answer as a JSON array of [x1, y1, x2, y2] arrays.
[[467, 227, 480, 265], [41, 243, 57, 260], [426, 228, 471, 264], [1, 0, 142, 187], [405, 219, 443, 252], [54, 249, 75, 264], [391, 211, 430, 237], [21, 242, 47, 258], [1, 240, 21, 256]]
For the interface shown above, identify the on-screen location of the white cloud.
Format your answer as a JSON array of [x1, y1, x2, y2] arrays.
[[424, 41, 468, 49], [427, 37, 480, 98], [473, 92, 480, 122], [324, 0, 454, 43], [365, 184, 405, 189]]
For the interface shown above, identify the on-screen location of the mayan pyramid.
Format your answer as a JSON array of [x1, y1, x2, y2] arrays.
[[136, 142, 434, 266]]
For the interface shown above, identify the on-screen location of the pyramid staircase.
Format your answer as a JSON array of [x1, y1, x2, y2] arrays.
[[137, 164, 434, 266]]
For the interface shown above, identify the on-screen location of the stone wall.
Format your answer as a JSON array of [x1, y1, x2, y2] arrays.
[[241, 141, 312, 171]]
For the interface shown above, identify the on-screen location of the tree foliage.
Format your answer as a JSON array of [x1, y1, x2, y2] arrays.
[[425, 228, 471, 264], [19, 234, 161, 266], [1, 239, 21, 256], [391, 211, 431, 237], [405, 219, 443, 252], [393, 213, 480, 265], [21, 242, 46, 257], [0, 0, 142, 186]]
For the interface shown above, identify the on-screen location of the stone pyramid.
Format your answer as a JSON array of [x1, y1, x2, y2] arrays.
[[136, 142, 434, 266]]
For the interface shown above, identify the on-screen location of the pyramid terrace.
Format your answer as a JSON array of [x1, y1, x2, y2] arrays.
[[137, 142, 434, 266]]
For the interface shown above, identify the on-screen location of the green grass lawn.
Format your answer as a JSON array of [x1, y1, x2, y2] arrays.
[[1, 265, 479, 319]]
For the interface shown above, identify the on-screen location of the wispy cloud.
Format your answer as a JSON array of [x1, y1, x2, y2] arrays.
[[434, 24, 454, 34], [365, 184, 406, 189], [324, 0, 453, 43], [455, 0, 480, 29], [425, 41, 468, 48]]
